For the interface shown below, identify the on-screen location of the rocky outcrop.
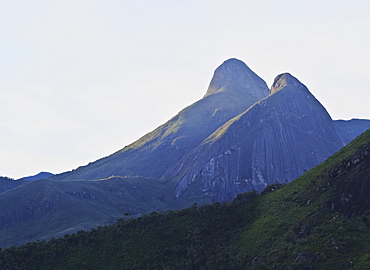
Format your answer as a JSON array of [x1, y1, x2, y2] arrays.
[[165, 73, 345, 201], [328, 139, 370, 217], [204, 58, 269, 99]]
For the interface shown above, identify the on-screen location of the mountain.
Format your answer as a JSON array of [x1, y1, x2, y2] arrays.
[[164, 73, 345, 201], [52, 58, 270, 181], [0, 175, 211, 248], [1, 130, 369, 269], [0, 59, 368, 249], [0, 177, 27, 194], [0, 172, 53, 195], [334, 118, 370, 145], [18, 172, 54, 181], [0, 59, 271, 248]]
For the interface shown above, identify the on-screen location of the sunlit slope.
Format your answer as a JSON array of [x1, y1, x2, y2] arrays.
[[52, 59, 269, 181]]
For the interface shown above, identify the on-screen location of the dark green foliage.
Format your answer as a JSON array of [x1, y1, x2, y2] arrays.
[[0, 194, 259, 269], [1, 130, 369, 269]]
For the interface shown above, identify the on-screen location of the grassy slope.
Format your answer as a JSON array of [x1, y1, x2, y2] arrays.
[[1, 130, 369, 269], [239, 129, 370, 269]]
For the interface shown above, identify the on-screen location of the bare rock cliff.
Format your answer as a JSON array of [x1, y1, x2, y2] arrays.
[[165, 73, 345, 201]]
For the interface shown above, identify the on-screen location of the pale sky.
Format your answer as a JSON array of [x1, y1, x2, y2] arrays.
[[1, 0, 369, 179]]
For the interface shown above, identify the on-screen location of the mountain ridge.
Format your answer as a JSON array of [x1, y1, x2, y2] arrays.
[[51, 58, 270, 181], [164, 73, 345, 201], [18, 172, 54, 181], [0, 58, 369, 250], [334, 118, 370, 145], [1, 129, 369, 269]]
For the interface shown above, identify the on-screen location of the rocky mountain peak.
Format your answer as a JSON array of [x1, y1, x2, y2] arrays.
[[204, 58, 269, 99], [167, 72, 346, 201], [270, 73, 307, 95]]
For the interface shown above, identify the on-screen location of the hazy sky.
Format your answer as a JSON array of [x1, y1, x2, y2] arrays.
[[1, 0, 369, 179]]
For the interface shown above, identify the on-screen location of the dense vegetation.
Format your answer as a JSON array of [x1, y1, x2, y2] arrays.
[[1, 130, 369, 269]]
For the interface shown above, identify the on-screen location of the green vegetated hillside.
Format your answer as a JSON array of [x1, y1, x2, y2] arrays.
[[1, 129, 369, 269]]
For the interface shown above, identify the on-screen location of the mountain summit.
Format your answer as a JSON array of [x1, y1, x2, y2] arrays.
[[204, 58, 269, 99], [270, 72, 309, 95], [53, 59, 270, 181], [0, 59, 368, 249], [165, 73, 345, 201]]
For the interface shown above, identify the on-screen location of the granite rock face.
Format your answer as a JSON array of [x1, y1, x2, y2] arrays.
[[204, 58, 268, 99], [53, 59, 269, 180], [164, 73, 345, 201]]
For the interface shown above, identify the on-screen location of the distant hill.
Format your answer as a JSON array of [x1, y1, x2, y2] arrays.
[[0, 175, 210, 248], [0, 177, 27, 194], [18, 172, 54, 181], [334, 118, 370, 144], [0, 172, 53, 195], [1, 129, 369, 269]]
